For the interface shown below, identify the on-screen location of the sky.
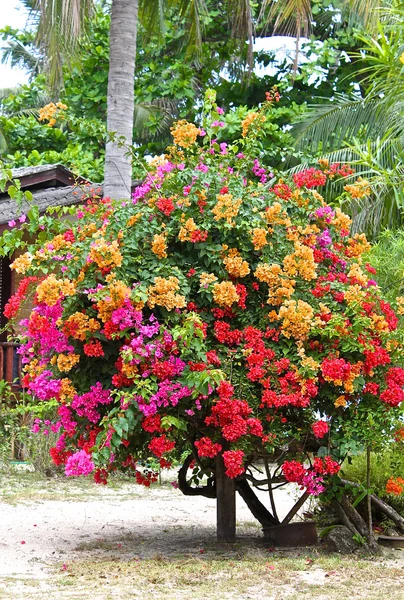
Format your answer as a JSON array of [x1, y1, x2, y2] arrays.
[[0, 0, 30, 89]]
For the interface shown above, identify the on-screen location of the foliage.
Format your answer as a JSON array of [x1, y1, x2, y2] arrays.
[[4, 91, 404, 520]]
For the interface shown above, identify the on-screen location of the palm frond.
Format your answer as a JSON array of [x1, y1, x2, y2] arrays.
[[33, 0, 93, 92], [133, 98, 179, 142], [292, 96, 383, 154]]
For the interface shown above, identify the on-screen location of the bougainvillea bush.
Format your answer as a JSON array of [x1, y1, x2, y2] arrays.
[[6, 90, 404, 524]]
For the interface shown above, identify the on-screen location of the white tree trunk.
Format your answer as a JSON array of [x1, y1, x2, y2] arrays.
[[104, 0, 138, 200]]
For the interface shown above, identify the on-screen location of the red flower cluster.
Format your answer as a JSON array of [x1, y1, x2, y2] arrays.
[[293, 168, 327, 189], [142, 414, 162, 433], [156, 197, 175, 216], [83, 339, 104, 357], [272, 182, 292, 200], [4, 276, 38, 319], [194, 437, 222, 458], [321, 357, 351, 382], [50, 447, 72, 466], [148, 434, 175, 457], [214, 321, 242, 345], [94, 468, 108, 485], [222, 450, 245, 478], [311, 420, 329, 439], [313, 456, 340, 476], [282, 460, 306, 483]]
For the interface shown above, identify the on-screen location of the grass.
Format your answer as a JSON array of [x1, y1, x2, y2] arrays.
[[1, 553, 403, 600], [0, 470, 142, 504]]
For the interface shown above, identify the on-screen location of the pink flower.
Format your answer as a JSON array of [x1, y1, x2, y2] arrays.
[[19, 214, 27, 223], [65, 450, 95, 477], [8, 219, 16, 227]]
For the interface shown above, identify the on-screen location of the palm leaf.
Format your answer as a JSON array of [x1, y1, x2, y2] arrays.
[[292, 95, 385, 154]]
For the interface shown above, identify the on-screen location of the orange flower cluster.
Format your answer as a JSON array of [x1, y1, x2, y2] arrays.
[[212, 193, 242, 226], [385, 477, 404, 496], [264, 202, 291, 230], [57, 353, 80, 373], [89, 239, 122, 269], [59, 378, 77, 402], [241, 112, 266, 137], [147, 277, 186, 311], [10, 252, 33, 274], [36, 275, 76, 306], [212, 281, 240, 307], [170, 120, 201, 148], [344, 177, 371, 199], [283, 242, 317, 281], [345, 233, 371, 258], [62, 312, 101, 341], [254, 263, 295, 305], [278, 299, 314, 340], [223, 254, 250, 278], [178, 217, 198, 241], [331, 208, 352, 232], [151, 233, 168, 259], [38, 102, 67, 127], [199, 272, 218, 287], [251, 228, 268, 250]]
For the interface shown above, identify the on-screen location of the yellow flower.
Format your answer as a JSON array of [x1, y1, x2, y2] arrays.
[[57, 353, 80, 373], [331, 208, 352, 232], [97, 279, 132, 322], [127, 214, 142, 227], [345, 234, 371, 258], [334, 395, 347, 408], [36, 275, 76, 306], [171, 120, 201, 148], [151, 233, 168, 259], [10, 252, 33, 274], [212, 281, 240, 307], [396, 296, 404, 315], [278, 299, 314, 340], [147, 277, 186, 311], [62, 312, 101, 341], [344, 284, 366, 305]]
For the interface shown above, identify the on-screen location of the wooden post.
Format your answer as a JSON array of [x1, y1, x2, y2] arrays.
[[216, 453, 236, 542]]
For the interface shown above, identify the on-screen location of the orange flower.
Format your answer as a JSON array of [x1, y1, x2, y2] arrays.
[[283, 242, 317, 281], [57, 353, 80, 373], [89, 238, 122, 269], [171, 120, 200, 148], [278, 299, 314, 340], [36, 275, 76, 306], [151, 233, 168, 259], [251, 228, 268, 250], [386, 477, 404, 496], [212, 194, 242, 226], [241, 112, 266, 137], [147, 277, 186, 311], [10, 252, 33, 274], [212, 281, 240, 307], [223, 255, 250, 278]]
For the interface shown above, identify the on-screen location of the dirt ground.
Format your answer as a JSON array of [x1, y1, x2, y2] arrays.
[[0, 471, 403, 600]]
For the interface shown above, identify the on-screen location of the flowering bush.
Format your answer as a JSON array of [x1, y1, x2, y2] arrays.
[[6, 90, 404, 512]]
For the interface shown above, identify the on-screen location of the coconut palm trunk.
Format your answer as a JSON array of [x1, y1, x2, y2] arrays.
[[104, 0, 139, 200]]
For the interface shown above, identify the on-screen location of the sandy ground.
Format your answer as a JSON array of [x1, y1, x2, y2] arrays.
[[0, 474, 302, 580]]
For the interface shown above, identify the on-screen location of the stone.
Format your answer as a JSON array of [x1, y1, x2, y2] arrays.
[[322, 525, 359, 554]]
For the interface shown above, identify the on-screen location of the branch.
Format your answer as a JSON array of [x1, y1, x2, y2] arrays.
[[177, 454, 216, 499]]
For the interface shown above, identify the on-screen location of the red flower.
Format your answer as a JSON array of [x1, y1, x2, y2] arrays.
[[142, 415, 162, 433], [194, 437, 222, 458], [83, 339, 104, 357], [222, 450, 245, 478], [293, 168, 327, 189], [311, 420, 329, 439], [94, 468, 108, 485], [282, 460, 305, 484], [148, 434, 175, 458], [156, 197, 175, 216]]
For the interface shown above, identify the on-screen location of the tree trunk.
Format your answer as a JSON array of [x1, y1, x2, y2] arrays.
[[216, 454, 236, 542], [104, 0, 138, 200]]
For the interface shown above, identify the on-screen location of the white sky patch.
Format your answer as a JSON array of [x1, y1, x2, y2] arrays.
[[0, 0, 30, 89]]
